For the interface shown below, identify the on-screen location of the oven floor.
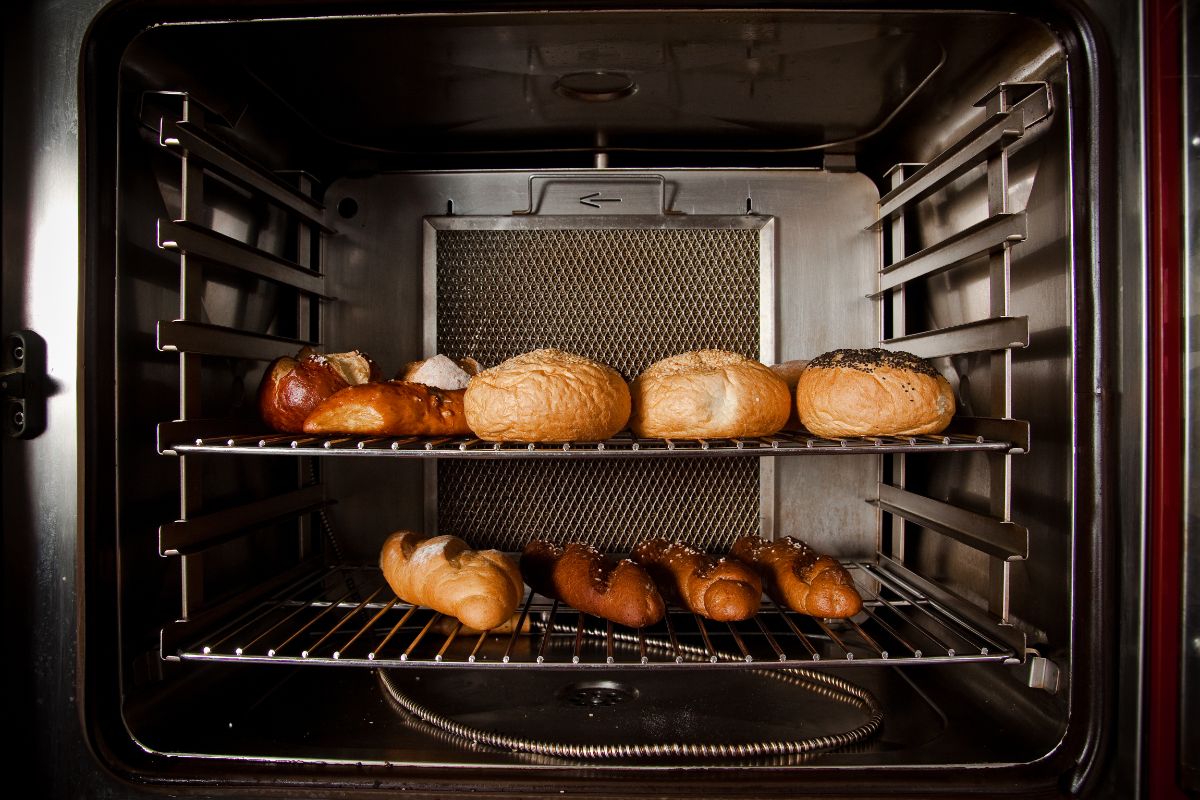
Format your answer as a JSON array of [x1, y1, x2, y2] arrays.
[[128, 661, 1064, 769]]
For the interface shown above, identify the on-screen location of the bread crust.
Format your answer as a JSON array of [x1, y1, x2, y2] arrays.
[[258, 350, 380, 432], [302, 381, 470, 436], [630, 350, 791, 439], [631, 538, 762, 621], [464, 349, 631, 442], [520, 540, 665, 628], [795, 348, 955, 438], [380, 531, 523, 630], [731, 534, 862, 618]]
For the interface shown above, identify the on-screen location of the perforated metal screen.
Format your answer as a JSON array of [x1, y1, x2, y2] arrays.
[[428, 218, 771, 552]]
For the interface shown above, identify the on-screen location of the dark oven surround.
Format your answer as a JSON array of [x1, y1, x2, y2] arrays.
[[3, 0, 1130, 797]]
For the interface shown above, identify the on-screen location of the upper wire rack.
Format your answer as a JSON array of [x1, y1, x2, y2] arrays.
[[164, 427, 1016, 458]]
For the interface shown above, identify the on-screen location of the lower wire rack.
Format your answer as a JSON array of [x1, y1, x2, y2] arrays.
[[171, 561, 1019, 669]]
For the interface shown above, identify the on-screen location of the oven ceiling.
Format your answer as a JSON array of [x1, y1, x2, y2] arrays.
[[128, 11, 1051, 156]]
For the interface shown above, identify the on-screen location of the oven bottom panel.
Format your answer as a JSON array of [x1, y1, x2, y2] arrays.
[[124, 659, 1064, 770]]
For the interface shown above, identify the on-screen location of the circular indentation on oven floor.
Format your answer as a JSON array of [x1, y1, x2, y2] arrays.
[[558, 680, 638, 708], [554, 71, 638, 102]]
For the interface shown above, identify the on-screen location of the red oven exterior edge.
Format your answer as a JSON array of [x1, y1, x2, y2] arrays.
[[1147, 0, 1186, 798]]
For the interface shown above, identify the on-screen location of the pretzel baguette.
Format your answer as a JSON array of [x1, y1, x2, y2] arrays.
[[302, 381, 470, 436], [631, 538, 762, 621], [380, 531, 523, 631], [520, 540, 665, 628], [730, 534, 863, 618]]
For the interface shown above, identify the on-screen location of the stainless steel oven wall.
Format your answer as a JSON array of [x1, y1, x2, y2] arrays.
[[3, 1, 108, 798], [864, 20, 1077, 686]]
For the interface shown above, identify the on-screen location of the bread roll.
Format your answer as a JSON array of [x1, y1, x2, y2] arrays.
[[730, 534, 862, 619], [464, 349, 631, 442], [795, 348, 955, 438], [258, 349, 379, 432], [380, 531, 524, 631], [302, 381, 470, 436], [398, 354, 481, 389], [631, 538, 762, 621], [520, 540, 665, 628], [629, 350, 791, 439]]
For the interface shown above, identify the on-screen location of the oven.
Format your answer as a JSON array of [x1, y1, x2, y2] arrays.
[[1, 1, 1188, 797]]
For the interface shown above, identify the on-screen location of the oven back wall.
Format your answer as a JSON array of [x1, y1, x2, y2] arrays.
[[322, 169, 878, 560]]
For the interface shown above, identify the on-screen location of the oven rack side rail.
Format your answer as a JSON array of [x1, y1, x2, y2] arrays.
[[158, 417, 1029, 458], [162, 560, 1023, 670]]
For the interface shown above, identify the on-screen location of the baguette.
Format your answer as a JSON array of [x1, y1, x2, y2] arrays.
[[302, 381, 470, 436], [730, 534, 862, 618], [631, 538, 762, 621], [379, 531, 524, 631], [520, 540, 665, 628]]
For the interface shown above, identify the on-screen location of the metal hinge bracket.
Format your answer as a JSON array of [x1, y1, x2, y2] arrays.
[[1, 330, 46, 439], [1022, 651, 1062, 693]]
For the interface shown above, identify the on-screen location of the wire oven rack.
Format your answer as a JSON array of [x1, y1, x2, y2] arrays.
[[161, 424, 1024, 458], [169, 560, 1019, 669]]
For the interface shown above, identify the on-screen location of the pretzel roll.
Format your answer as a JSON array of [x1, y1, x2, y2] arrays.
[[796, 348, 955, 438], [730, 534, 862, 619], [464, 349, 631, 442], [258, 349, 379, 432], [630, 350, 791, 439], [520, 540, 665, 628], [631, 538, 762, 621]]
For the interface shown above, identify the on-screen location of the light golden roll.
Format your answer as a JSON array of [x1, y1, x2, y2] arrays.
[[463, 349, 631, 442], [380, 531, 523, 631], [795, 348, 955, 438], [630, 350, 791, 439]]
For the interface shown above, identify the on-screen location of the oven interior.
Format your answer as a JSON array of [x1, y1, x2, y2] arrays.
[[94, 5, 1091, 788]]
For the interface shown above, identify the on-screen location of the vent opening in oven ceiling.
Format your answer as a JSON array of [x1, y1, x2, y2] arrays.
[[429, 216, 770, 551]]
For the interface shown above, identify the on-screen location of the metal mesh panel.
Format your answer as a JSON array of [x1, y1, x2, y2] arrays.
[[433, 223, 764, 552], [435, 228, 760, 377], [437, 458, 761, 553]]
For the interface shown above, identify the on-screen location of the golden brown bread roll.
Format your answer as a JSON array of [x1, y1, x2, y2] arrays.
[[631, 538, 762, 621], [520, 540, 665, 628], [795, 348, 955, 438], [379, 531, 524, 631], [258, 349, 380, 432], [302, 381, 470, 436], [397, 354, 482, 389], [730, 534, 862, 619], [629, 350, 791, 439], [464, 349, 631, 442]]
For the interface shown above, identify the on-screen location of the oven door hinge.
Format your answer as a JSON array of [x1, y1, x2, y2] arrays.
[[1, 330, 46, 439]]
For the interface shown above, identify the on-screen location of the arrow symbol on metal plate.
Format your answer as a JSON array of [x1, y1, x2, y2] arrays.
[[579, 192, 622, 208]]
